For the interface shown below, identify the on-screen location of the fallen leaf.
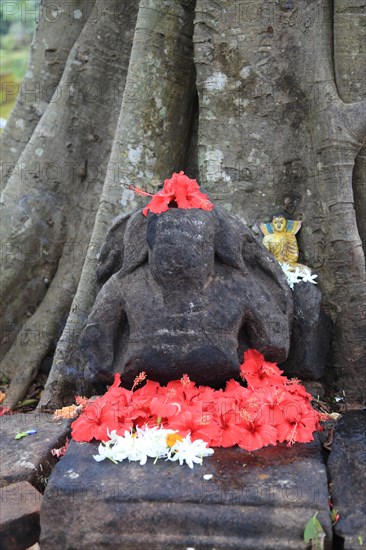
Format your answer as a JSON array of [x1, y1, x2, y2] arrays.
[[53, 404, 79, 420], [304, 512, 326, 550]]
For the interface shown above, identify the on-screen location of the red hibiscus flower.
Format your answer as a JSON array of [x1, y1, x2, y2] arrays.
[[102, 373, 134, 405], [165, 378, 202, 405], [139, 171, 214, 216], [71, 399, 121, 442], [255, 386, 289, 426], [237, 419, 278, 451], [276, 399, 320, 445], [241, 351, 286, 388], [130, 379, 161, 424], [284, 378, 312, 400], [168, 409, 221, 445], [224, 379, 251, 403], [218, 409, 248, 447], [150, 396, 182, 419]]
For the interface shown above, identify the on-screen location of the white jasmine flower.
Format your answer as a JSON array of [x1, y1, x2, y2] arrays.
[[167, 434, 214, 469], [92, 426, 214, 468], [280, 263, 301, 289], [135, 425, 175, 460], [300, 271, 318, 284], [279, 263, 317, 289], [93, 440, 117, 463]]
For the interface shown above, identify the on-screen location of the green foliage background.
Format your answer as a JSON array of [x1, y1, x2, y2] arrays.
[[0, 0, 36, 120]]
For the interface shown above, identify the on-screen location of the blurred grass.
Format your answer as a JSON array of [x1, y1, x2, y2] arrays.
[[1, 46, 31, 79], [0, 0, 36, 126], [0, 48, 30, 120]]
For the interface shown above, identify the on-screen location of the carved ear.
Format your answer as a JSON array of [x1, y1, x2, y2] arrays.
[[213, 206, 292, 316], [121, 210, 148, 275], [96, 212, 131, 289], [96, 210, 148, 289], [213, 206, 250, 272]]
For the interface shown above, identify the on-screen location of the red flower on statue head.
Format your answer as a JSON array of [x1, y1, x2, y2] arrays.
[[129, 171, 214, 216]]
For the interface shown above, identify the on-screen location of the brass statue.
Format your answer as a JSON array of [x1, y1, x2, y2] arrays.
[[260, 214, 310, 274]]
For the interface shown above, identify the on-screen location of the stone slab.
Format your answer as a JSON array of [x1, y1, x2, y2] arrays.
[[40, 437, 332, 549], [328, 411, 366, 549], [0, 413, 71, 491], [0, 481, 42, 550]]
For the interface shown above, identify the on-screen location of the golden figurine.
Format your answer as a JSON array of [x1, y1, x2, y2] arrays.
[[260, 214, 310, 274]]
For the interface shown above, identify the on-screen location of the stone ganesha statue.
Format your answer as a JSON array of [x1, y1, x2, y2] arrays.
[[80, 206, 293, 388]]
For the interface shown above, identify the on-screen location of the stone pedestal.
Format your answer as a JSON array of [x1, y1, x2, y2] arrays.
[[328, 411, 366, 550], [0, 482, 42, 550], [40, 438, 332, 549], [0, 413, 71, 491]]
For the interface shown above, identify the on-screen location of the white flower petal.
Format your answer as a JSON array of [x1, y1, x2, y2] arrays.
[[93, 454, 105, 462], [92, 427, 213, 467]]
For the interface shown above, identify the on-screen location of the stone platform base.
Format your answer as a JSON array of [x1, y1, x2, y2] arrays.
[[328, 411, 366, 550], [40, 438, 332, 549]]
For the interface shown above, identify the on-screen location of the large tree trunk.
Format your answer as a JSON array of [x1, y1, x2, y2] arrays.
[[0, 0, 364, 409], [1, 0, 139, 406], [41, 0, 196, 406], [0, 0, 96, 188], [194, 0, 365, 402]]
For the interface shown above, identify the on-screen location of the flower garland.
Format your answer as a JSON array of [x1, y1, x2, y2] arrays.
[[71, 350, 322, 466]]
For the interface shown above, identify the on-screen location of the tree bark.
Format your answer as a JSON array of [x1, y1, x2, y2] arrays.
[[0, 0, 95, 188], [40, 0, 197, 407], [334, 0, 366, 252], [1, 0, 139, 407], [193, 0, 365, 401], [1, 0, 364, 408]]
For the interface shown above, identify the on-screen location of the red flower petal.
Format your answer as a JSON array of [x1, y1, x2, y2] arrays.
[[143, 194, 172, 216], [142, 171, 214, 216]]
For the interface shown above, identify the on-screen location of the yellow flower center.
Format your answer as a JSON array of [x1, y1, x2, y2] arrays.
[[166, 433, 183, 448]]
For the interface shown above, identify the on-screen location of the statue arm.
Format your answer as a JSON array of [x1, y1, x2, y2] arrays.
[[262, 234, 272, 253], [242, 293, 292, 364], [283, 234, 299, 264], [81, 275, 127, 385]]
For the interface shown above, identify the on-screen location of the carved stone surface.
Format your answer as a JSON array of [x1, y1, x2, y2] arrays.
[[328, 411, 366, 549], [40, 438, 332, 550], [0, 413, 71, 491], [282, 282, 331, 380], [0, 481, 42, 550], [80, 207, 293, 388]]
